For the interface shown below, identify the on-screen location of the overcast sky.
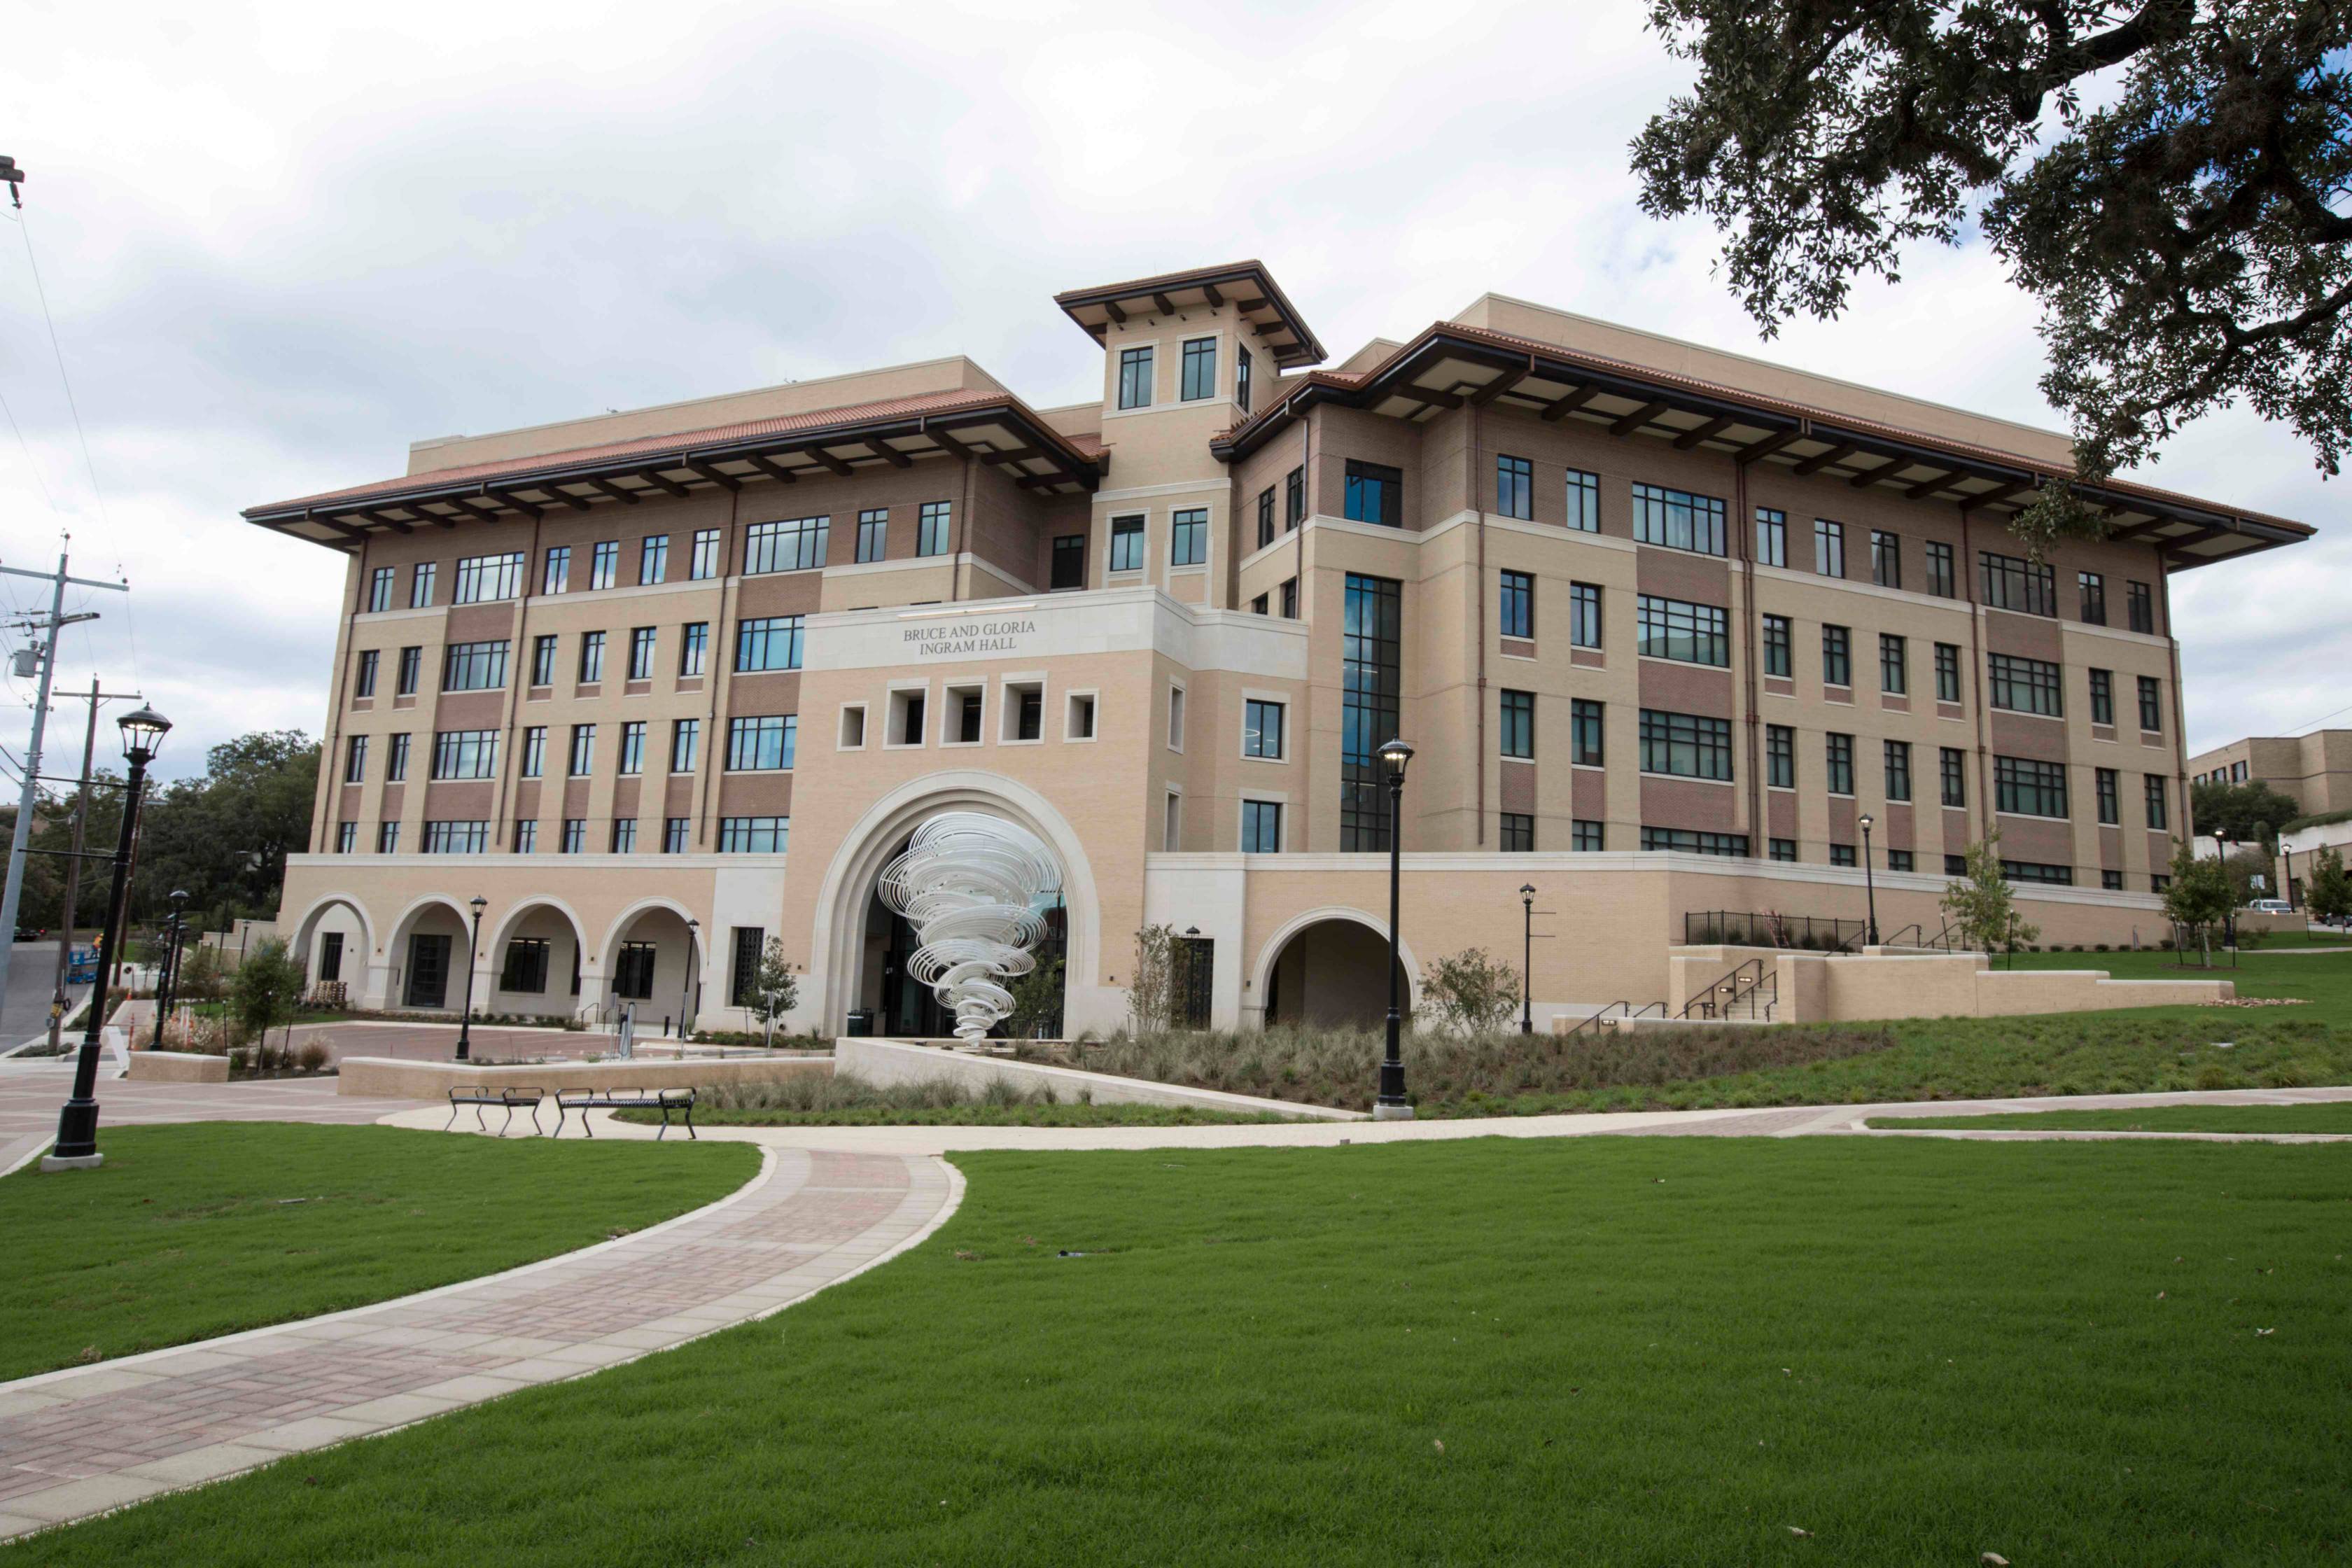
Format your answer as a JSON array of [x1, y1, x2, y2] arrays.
[[0, 0, 2341, 791]]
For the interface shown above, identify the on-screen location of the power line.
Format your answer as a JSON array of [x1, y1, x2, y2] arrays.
[[10, 209, 111, 533]]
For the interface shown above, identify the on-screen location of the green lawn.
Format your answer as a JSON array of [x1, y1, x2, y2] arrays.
[[0, 1124, 757, 1380], [10, 1136, 2347, 1565], [1872, 1102, 2352, 1133]]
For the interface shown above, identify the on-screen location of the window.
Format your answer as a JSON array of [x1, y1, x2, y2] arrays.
[[1574, 820, 1606, 852], [1569, 582, 1602, 648], [610, 818, 638, 855], [727, 715, 797, 771], [519, 727, 545, 778], [1163, 792, 1182, 851], [918, 501, 952, 558], [366, 567, 394, 613], [1116, 345, 1154, 410], [1935, 642, 1961, 703], [556, 818, 585, 855], [1280, 578, 1298, 618], [2096, 767, 2120, 825], [1236, 346, 1252, 413], [1173, 335, 1218, 402], [438, 639, 508, 692], [1822, 624, 1851, 687], [1241, 799, 1282, 853], [1885, 740, 1912, 801], [354, 648, 379, 699], [1495, 455, 1533, 519], [1639, 709, 1734, 780], [1814, 518, 1845, 578], [567, 724, 595, 776], [670, 719, 700, 774], [386, 732, 411, 782], [1009, 685, 1043, 743], [2103, 869, 2124, 890], [617, 721, 645, 776], [638, 533, 668, 585], [1244, 699, 1285, 760], [2004, 860, 2074, 886], [627, 626, 657, 681], [1499, 570, 1533, 640], [1572, 699, 1605, 766], [1980, 551, 2056, 615], [1825, 732, 1854, 795], [454, 552, 524, 604], [1947, 854, 1968, 876], [1340, 573, 1403, 850], [690, 528, 721, 580], [397, 646, 422, 696], [1631, 482, 1726, 555], [502, 939, 550, 994], [1762, 614, 1791, 678], [2078, 570, 2106, 624], [1344, 461, 1403, 527], [664, 817, 690, 853], [1642, 827, 1749, 857], [1754, 507, 1786, 566], [335, 820, 358, 854], [2138, 676, 2163, 732], [375, 820, 400, 855], [1940, 748, 1966, 808], [2151, 872, 2171, 892], [587, 541, 619, 590], [541, 545, 570, 595], [729, 927, 766, 1007], [1256, 489, 1275, 549], [891, 689, 927, 746], [1051, 533, 1086, 589], [1870, 529, 1900, 589], [1166, 685, 1184, 750], [2127, 580, 2155, 633], [530, 634, 556, 687], [1987, 653, 2064, 717], [1830, 844, 1857, 867], [2090, 667, 2115, 724], [343, 734, 368, 784], [1925, 540, 1955, 598], [514, 819, 538, 854], [1252, 594, 1268, 615], [410, 561, 438, 608], [735, 615, 804, 673], [1110, 514, 1146, 573], [854, 509, 888, 564], [1285, 466, 1305, 528], [1564, 468, 1600, 532], [1767, 724, 1794, 788], [1499, 813, 1535, 853], [1068, 692, 1096, 740], [746, 516, 829, 574], [1996, 755, 2069, 818], [2145, 774, 2169, 830], [423, 820, 491, 855], [1500, 690, 1534, 759], [1887, 850, 1914, 872], [718, 817, 790, 853], [1636, 595, 1730, 666], [680, 622, 708, 678], [1879, 634, 1907, 695], [958, 688, 987, 749], [1170, 507, 1208, 566], [1770, 837, 1796, 862], [430, 730, 498, 780], [573, 631, 604, 685]]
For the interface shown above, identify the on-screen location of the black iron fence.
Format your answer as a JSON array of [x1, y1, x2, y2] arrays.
[[1681, 910, 1865, 951]]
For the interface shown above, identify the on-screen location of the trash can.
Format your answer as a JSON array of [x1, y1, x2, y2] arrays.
[[845, 1009, 874, 1037]]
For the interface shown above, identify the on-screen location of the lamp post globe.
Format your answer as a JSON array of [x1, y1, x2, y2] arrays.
[[456, 896, 487, 1063], [1374, 739, 1414, 1120], [1858, 813, 1879, 947]]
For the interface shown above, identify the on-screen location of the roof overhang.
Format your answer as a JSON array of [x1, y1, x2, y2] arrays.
[[1055, 260, 1326, 368], [1211, 324, 2312, 570]]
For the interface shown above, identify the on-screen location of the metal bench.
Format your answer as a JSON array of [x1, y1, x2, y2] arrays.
[[445, 1086, 547, 1138], [552, 1086, 698, 1140]]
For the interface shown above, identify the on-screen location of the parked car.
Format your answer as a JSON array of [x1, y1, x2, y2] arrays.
[[13, 924, 46, 942], [2244, 899, 2295, 916]]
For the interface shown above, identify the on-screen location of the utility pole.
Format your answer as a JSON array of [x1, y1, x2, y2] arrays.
[[0, 547, 129, 1016], [47, 678, 141, 1049]]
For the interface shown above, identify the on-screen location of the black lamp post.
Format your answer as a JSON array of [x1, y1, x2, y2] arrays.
[[1375, 738, 1414, 1120], [150, 888, 188, 1048], [455, 895, 486, 1062], [1858, 813, 1879, 946], [682, 916, 699, 1040], [1519, 883, 1536, 1035], [48, 705, 171, 1170]]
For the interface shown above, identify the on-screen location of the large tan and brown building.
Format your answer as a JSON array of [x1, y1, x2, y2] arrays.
[[252, 261, 2314, 1034]]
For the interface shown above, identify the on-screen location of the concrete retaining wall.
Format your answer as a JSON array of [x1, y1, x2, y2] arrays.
[[834, 1037, 1364, 1121], [125, 1050, 230, 1084], [1621, 945, 2232, 1028], [337, 1053, 830, 1099]]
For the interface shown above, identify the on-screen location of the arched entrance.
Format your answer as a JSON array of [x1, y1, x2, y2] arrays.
[[484, 899, 588, 1022], [386, 897, 472, 1012], [601, 901, 701, 1035], [289, 893, 372, 1000], [1259, 915, 1416, 1030], [850, 837, 1068, 1039]]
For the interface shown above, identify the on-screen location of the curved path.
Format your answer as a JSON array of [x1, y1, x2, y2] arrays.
[[0, 1145, 959, 1543]]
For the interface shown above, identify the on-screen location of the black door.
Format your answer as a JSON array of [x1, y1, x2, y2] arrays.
[[318, 932, 343, 983], [405, 933, 451, 1009]]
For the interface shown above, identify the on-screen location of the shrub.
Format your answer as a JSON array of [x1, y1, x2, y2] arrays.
[[296, 1041, 330, 1073], [1420, 948, 1522, 1032]]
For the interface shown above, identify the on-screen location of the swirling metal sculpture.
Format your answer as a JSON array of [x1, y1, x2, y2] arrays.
[[878, 813, 1063, 1044]]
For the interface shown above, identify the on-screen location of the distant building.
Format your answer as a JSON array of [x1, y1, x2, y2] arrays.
[[2188, 732, 2352, 906]]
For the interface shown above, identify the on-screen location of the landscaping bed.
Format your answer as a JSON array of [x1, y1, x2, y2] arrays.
[[613, 1073, 1298, 1128]]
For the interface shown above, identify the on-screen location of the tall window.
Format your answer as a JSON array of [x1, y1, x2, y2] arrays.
[[735, 615, 805, 673], [1340, 573, 1402, 851], [1170, 508, 1208, 566], [1564, 468, 1600, 532], [680, 622, 708, 677], [542, 546, 572, 595], [640, 533, 668, 585], [442, 640, 509, 692], [1631, 482, 1726, 555], [1981, 552, 2057, 615], [1761, 613, 1791, 678], [410, 561, 437, 608], [578, 630, 605, 684], [729, 928, 767, 1007], [690, 528, 721, 580], [2144, 775, 2169, 828], [1052, 534, 1086, 589], [1941, 748, 1966, 808], [1180, 337, 1217, 400], [1870, 529, 1900, 589], [2127, 580, 2155, 632], [1935, 642, 1961, 702], [558, 818, 587, 855], [514, 820, 538, 854], [664, 818, 690, 854], [520, 726, 545, 778], [589, 541, 619, 591], [1636, 595, 1730, 666], [617, 721, 645, 776], [453, 552, 524, 603], [626, 627, 657, 681], [1572, 699, 1604, 765], [1499, 570, 1533, 640], [429, 730, 498, 780], [1825, 732, 1854, 795], [1639, 710, 1733, 780], [1244, 699, 1285, 760], [1105, 514, 1146, 573], [1236, 346, 1252, 413], [335, 820, 358, 853], [366, 567, 394, 613], [2078, 570, 2106, 624], [727, 715, 797, 771], [567, 724, 595, 777], [343, 734, 368, 783], [1345, 461, 1402, 526], [1495, 455, 1533, 519], [354, 648, 380, 699], [2089, 667, 2115, 724], [386, 732, 410, 781], [1924, 540, 1955, 598], [918, 502, 951, 558], [746, 516, 829, 574], [670, 719, 700, 774], [1241, 799, 1282, 853], [377, 822, 400, 853], [1117, 345, 1154, 409], [2138, 676, 2163, 732], [1822, 624, 1851, 686], [1995, 755, 2069, 818], [1814, 518, 1846, 578], [397, 646, 422, 696], [1879, 634, 1907, 694], [1256, 489, 1275, 548], [1280, 578, 1297, 618], [1285, 466, 1305, 528], [2096, 767, 2121, 825], [1499, 690, 1534, 759], [1884, 740, 1912, 801], [1569, 582, 1602, 648], [855, 509, 888, 564], [1754, 507, 1786, 566], [1767, 724, 1794, 788]]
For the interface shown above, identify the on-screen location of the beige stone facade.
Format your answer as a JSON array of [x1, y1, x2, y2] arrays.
[[254, 261, 2313, 1035]]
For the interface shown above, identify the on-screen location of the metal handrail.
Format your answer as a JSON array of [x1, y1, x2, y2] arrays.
[[1562, 1000, 1664, 1040], [1676, 957, 1774, 1020]]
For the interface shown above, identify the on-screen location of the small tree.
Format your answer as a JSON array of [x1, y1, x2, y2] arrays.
[[1420, 947, 1520, 1033], [1127, 924, 1177, 1033], [177, 943, 226, 1004], [2162, 840, 2236, 966], [2305, 846, 2352, 925], [750, 938, 799, 1046], [1003, 955, 1064, 1040], [1940, 834, 2040, 960], [229, 938, 305, 1051]]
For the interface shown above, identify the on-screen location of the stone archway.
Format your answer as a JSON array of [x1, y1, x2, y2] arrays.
[[601, 899, 703, 1036], [288, 892, 373, 1002], [384, 895, 474, 1013], [484, 898, 590, 1022], [1254, 909, 1421, 1030]]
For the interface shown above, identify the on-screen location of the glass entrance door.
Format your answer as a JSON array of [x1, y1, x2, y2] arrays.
[[405, 933, 451, 1009]]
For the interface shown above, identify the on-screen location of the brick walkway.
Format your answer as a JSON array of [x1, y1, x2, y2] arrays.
[[0, 1146, 957, 1540], [0, 1060, 424, 1176]]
